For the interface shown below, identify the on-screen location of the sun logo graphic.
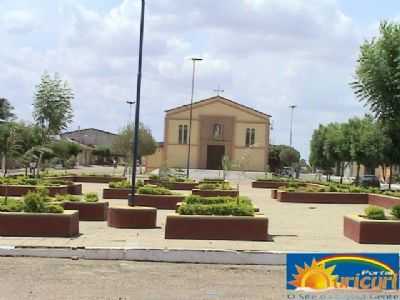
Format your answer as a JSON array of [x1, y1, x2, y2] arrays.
[[289, 259, 344, 290], [286, 253, 399, 291]]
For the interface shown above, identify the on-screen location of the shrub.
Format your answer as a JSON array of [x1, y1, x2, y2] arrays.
[[364, 206, 386, 220], [46, 204, 64, 214], [138, 185, 173, 195], [149, 174, 160, 180], [184, 195, 252, 206], [136, 179, 144, 187], [178, 203, 254, 216], [349, 186, 362, 193], [328, 184, 338, 192], [109, 180, 131, 189], [286, 187, 296, 192], [84, 193, 99, 202], [391, 205, 400, 219], [0, 198, 24, 212], [54, 194, 81, 202], [23, 191, 47, 213], [198, 183, 217, 190]]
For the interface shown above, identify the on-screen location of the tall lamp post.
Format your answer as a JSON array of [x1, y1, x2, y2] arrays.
[[186, 57, 203, 179], [126, 100, 136, 124], [289, 105, 296, 147], [128, 0, 145, 207]]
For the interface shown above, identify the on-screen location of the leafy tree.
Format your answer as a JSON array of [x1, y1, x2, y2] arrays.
[[268, 144, 300, 173], [93, 146, 112, 164], [49, 140, 81, 169], [0, 98, 15, 121], [309, 125, 335, 176], [112, 123, 157, 174], [352, 21, 400, 186], [0, 122, 21, 175], [279, 147, 300, 167], [33, 72, 74, 142]]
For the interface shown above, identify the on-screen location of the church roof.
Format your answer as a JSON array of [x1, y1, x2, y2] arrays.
[[165, 96, 271, 119]]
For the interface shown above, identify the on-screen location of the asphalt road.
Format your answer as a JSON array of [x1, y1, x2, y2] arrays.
[[0, 257, 285, 300]]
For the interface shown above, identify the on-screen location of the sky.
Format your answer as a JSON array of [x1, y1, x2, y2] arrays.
[[1, 0, 399, 160]]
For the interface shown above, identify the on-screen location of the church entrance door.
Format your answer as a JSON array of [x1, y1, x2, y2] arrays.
[[206, 145, 225, 170]]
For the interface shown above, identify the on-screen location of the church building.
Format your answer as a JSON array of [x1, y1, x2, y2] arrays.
[[145, 96, 271, 172]]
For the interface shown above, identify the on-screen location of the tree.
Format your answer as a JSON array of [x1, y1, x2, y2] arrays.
[[268, 144, 300, 173], [49, 140, 81, 169], [33, 72, 74, 142], [93, 146, 112, 164], [0, 98, 15, 121], [352, 21, 400, 186], [112, 123, 157, 174], [309, 125, 335, 176], [0, 122, 20, 175]]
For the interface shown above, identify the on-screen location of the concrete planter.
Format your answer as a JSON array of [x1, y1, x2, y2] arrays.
[[62, 202, 108, 221], [368, 194, 400, 209], [67, 183, 82, 195], [0, 210, 79, 237], [0, 185, 72, 197], [144, 180, 198, 191], [277, 191, 369, 204], [134, 194, 185, 210], [271, 189, 278, 199], [252, 181, 290, 189], [108, 206, 157, 228], [103, 188, 131, 199], [192, 189, 238, 197], [165, 214, 268, 241], [47, 175, 126, 184], [344, 215, 400, 244]]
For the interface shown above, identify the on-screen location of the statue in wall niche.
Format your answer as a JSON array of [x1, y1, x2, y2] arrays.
[[212, 123, 223, 139]]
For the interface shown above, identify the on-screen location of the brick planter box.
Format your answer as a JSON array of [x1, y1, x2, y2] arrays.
[[108, 206, 157, 228], [144, 180, 198, 190], [271, 189, 278, 199], [47, 175, 126, 184], [103, 188, 131, 199], [67, 183, 82, 195], [252, 181, 290, 189], [277, 191, 369, 204], [134, 194, 185, 210], [344, 215, 400, 244], [368, 194, 400, 209], [0, 185, 71, 197], [165, 214, 268, 241], [0, 210, 79, 237], [192, 189, 239, 197], [62, 202, 108, 221]]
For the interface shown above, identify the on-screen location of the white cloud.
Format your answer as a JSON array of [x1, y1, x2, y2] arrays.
[[0, 0, 373, 159]]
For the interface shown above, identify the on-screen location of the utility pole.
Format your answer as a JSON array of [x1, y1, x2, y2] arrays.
[[128, 0, 145, 207], [126, 100, 136, 124], [289, 105, 296, 147], [186, 57, 203, 179]]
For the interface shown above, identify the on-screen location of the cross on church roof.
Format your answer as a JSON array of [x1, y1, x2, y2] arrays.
[[213, 86, 224, 96]]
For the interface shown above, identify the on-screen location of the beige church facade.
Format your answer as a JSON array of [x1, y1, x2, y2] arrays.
[[145, 96, 271, 172]]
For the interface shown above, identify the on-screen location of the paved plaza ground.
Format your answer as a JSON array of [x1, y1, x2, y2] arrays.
[[0, 166, 399, 253], [0, 257, 285, 300]]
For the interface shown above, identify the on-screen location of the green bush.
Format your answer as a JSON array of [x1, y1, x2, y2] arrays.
[[328, 184, 338, 192], [286, 187, 296, 192], [109, 180, 131, 189], [364, 206, 386, 220], [198, 183, 217, 190], [138, 185, 173, 195], [149, 174, 160, 180], [84, 193, 99, 203], [23, 191, 47, 213], [136, 179, 144, 187], [202, 178, 224, 182], [184, 195, 251, 206], [54, 194, 81, 202], [178, 203, 254, 216], [391, 205, 400, 219], [46, 204, 64, 214], [0, 198, 24, 212]]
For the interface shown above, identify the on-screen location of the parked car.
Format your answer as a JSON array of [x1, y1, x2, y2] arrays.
[[357, 175, 381, 188]]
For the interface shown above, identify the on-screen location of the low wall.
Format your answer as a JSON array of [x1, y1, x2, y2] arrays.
[[192, 189, 238, 197], [143, 180, 198, 191], [368, 194, 400, 209], [103, 188, 131, 199], [277, 191, 369, 204], [344, 215, 400, 244], [134, 194, 184, 210], [0, 185, 70, 197], [47, 176, 125, 184], [0, 210, 79, 237], [252, 181, 289, 189], [108, 206, 157, 229], [165, 214, 268, 241], [62, 202, 108, 221]]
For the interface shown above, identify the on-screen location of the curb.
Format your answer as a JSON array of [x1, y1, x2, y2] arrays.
[[0, 246, 287, 265]]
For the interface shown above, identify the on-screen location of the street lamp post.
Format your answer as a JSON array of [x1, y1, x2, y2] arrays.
[[289, 105, 296, 147], [128, 0, 145, 207], [186, 58, 203, 179], [126, 100, 136, 124]]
